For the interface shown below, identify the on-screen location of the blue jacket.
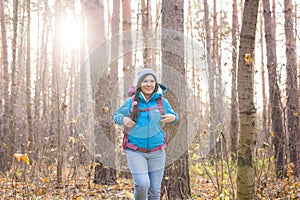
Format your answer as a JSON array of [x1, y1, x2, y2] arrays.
[[112, 84, 178, 150]]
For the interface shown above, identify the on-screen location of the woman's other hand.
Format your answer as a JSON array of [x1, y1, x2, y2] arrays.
[[123, 117, 136, 128], [160, 114, 176, 124]]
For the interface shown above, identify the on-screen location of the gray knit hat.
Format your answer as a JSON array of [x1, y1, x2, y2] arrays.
[[137, 68, 157, 87]]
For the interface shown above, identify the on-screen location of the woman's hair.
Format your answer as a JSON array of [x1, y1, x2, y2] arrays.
[[131, 87, 141, 121], [131, 83, 158, 122]]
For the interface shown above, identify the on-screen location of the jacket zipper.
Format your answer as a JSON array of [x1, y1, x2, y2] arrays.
[[147, 102, 150, 151]]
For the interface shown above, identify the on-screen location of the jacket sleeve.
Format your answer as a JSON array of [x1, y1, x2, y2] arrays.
[[162, 98, 179, 124], [112, 97, 131, 125]]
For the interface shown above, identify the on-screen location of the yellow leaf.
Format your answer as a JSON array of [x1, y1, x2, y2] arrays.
[[104, 107, 109, 113], [78, 134, 85, 141], [93, 162, 100, 167], [270, 131, 275, 137], [294, 112, 298, 117], [42, 177, 49, 183], [68, 136, 76, 144], [244, 54, 253, 65], [14, 153, 22, 162], [114, 124, 118, 130], [36, 187, 46, 196], [21, 154, 30, 165], [3, 143, 7, 148]]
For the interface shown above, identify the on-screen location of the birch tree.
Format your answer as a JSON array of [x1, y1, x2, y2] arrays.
[[236, 0, 259, 198]]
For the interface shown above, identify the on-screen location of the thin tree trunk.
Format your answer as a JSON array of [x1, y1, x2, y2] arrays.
[[142, 0, 153, 66], [262, 0, 285, 178], [26, 0, 33, 153], [231, 0, 239, 161], [260, 2, 267, 144], [9, 0, 19, 169], [122, 0, 133, 99], [236, 0, 259, 198], [0, 0, 10, 171], [53, 0, 63, 184], [284, 0, 299, 176], [79, 2, 87, 165]]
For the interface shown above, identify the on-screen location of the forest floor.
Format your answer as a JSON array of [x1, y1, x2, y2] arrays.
[[0, 170, 218, 200], [1, 153, 300, 199]]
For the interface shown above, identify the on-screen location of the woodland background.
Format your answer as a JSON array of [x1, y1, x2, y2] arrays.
[[1, 0, 300, 199]]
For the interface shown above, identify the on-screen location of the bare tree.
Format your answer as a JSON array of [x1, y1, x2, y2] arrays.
[[161, 0, 191, 198], [53, 0, 63, 184], [262, 0, 285, 178], [8, 0, 19, 170], [236, 0, 259, 198], [83, 0, 116, 185], [122, 0, 133, 98], [142, 0, 154, 66], [284, 0, 299, 176], [0, 0, 10, 171], [26, 0, 33, 152], [231, 0, 239, 160]]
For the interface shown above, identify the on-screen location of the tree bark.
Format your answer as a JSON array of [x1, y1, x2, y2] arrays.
[[231, 0, 239, 160], [83, 0, 116, 185], [237, 0, 259, 199], [122, 0, 133, 99], [142, 0, 154, 66], [8, 0, 19, 170], [53, 0, 63, 184], [284, 0, 299, 176], [26, 0, 34, 153], [0, 0, 10, 171], [161, 0, 191, 199], [259, 1, 268, 146], [262, 0, 285, 178]]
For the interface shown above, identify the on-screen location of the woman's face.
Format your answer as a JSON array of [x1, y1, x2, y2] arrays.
[[140, 75, 156, 99]]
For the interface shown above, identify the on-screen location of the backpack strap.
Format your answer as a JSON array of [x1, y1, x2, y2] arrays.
[[157, 97, 165, 115]]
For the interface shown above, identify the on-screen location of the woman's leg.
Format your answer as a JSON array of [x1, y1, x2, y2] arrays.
[[147, 150, 166, 200], [126, 150, 149, 200]]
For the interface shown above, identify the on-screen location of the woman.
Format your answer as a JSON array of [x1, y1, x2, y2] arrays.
[[112, 68, 178, 200]]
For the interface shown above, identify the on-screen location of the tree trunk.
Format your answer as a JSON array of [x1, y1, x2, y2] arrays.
[[26, 0, 33, 153], [8, 0, 19, 170], [284, 0, 299, 176], [122, 0, 133, 99], [161, 0, 191, 199], [0, 0, 10, 171], [237, 0, 259, 199], [53, 0, 63, 184], [262, 0, 285, 178], [204, 0, 217, 157], [83, 0, 116, 185], [259, 2, 268, 145], [231, 0, 239, 160], [142, 0, 154, 66]]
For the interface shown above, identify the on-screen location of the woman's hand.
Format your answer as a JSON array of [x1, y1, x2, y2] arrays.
[[160, 114, 176, 124], [123, 117, 136, 128]]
